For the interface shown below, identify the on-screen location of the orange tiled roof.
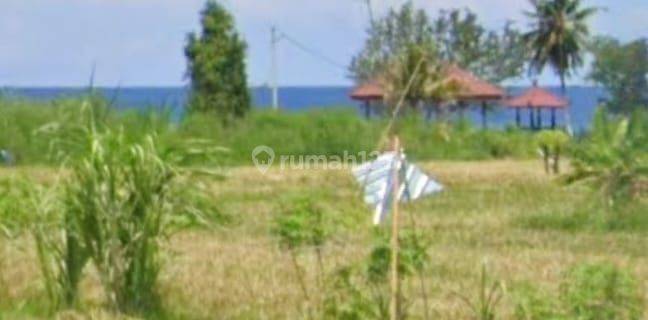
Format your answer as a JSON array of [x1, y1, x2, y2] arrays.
[[350, 81, 384, 101], [349, 65, 504, 102], [506, 87, 569, 109], [444, 65, 505, 101]]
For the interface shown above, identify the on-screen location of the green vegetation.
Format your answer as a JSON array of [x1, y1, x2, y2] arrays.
[[3, 159, 648, 318], [535, 130, 570, 174], [515, 262, 643, 319], [519, 108, 647, 233], [185, 0, 250, 119], [524, 0, 597, 93], [567, 108, 648, 206], [589, 36, 648, 115], [273, 197, 330, 313], [18, 99, 225, 317], [455, 263, 504, 320], [322, 229, 432, 320], [1, 0, 647, 319], [381, 43, 456, 110], [349, 2, 527, 84], [524, 0, 597, 134], [0, 97, 541, 166]]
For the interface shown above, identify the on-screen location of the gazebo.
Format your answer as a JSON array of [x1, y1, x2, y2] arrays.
[[349, 65, 505, 128], [506, 83, 569, 130], [349, 81, 384, 119], [443, 65, 505, 128]]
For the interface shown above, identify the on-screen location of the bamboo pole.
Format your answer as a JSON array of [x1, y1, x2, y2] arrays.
[[390, 135, 401, 320]]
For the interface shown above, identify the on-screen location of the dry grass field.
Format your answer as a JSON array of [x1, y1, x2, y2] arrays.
[[1, 160, 646, 319]]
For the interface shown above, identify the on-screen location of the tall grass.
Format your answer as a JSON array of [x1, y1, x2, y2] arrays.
[[31, 98, 226, 316], [514, 262, 643, 319], [0, 177, 33, 234], [67, 132, 173, 313], [0, 98, 540, 166]]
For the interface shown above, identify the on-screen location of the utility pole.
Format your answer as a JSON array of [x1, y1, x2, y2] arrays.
[[271, 26, 279, 110], [390, 136, 402, 320]]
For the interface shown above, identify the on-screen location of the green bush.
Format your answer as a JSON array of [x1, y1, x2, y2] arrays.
[[514, 262, 643, 320], [29, 99, 226, 315], [536, 130, 570, 174], [0, 177, 33, 234], [1, 98, 541, 166], [566, 108, 648, 206], [561, 263, 643, 320], [513, 283, 562, 320]]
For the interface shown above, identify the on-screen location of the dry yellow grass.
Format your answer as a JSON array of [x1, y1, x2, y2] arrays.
[[1, 160, 647, 319]]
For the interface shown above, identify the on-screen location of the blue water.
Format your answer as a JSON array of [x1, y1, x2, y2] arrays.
[[0, 86, 606, 131]]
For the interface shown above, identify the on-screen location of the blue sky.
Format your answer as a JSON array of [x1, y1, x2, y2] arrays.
[[0, 0, 645, 87]]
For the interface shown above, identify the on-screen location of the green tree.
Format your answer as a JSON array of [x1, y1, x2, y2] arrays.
[[432, 9, 527, 84], [185, 1, 250, 119], [589, 37, 648, 115], [432, 9, 527, 127], [524, 0, 598, 133], [349, 2, 435, 84], [350, 3, 527, 85]]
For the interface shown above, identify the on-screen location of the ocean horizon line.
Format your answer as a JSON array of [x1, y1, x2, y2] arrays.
[[1, 84, 602, 90]]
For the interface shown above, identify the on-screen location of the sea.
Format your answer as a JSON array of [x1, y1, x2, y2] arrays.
[[0, 86, 606, 132]]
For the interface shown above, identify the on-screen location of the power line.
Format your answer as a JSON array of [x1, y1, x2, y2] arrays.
[[276, 29, 348, 71]]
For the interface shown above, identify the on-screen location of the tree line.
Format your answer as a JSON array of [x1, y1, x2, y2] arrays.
[[184, 0, 647, 120]]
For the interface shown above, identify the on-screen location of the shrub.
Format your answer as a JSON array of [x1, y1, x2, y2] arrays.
[[272, 196, 332, 315], [323, 266, 378, 320], [31, 99, 225, 315], [536, 130, 570, 174], [454, 263, 504, 320], [0, 177, 33, 234], [513, 262, 643, 320], [323, 229, 431, 320], [565, 108, 648, 207], [561, 263, 643, 320], [513, 283, 562, 320], [64, 132, 173, 313], [1, 97, 541, 166]]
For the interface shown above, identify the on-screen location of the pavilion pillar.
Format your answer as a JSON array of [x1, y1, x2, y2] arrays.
[[481, 102, 488, 130], [364, 100, 371, 119], [458, 102, 467, 120], [536, 108, 543, 129], [515, 108, 521, 127], [528, 107, 535, 130], [551, 108, 557, 129]]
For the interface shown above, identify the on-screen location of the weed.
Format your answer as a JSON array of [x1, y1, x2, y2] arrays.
[[454, 263, 504, 320], [561, 263, 643, 319]]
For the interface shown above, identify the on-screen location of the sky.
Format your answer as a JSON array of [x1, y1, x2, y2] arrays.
[[0, 0, 645, 87]]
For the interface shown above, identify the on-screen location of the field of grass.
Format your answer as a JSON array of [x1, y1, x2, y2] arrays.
[[0, 97, 539, 166], [1, 160, 647, 319]]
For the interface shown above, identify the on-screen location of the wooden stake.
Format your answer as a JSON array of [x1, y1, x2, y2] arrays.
[[390, 136, 401, 320]]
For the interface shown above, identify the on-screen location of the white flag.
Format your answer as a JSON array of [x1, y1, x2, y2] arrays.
[[353, 152, 443, 225]]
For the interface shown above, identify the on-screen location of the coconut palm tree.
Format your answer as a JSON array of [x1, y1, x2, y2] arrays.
[[524, 0, 597, 134]]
